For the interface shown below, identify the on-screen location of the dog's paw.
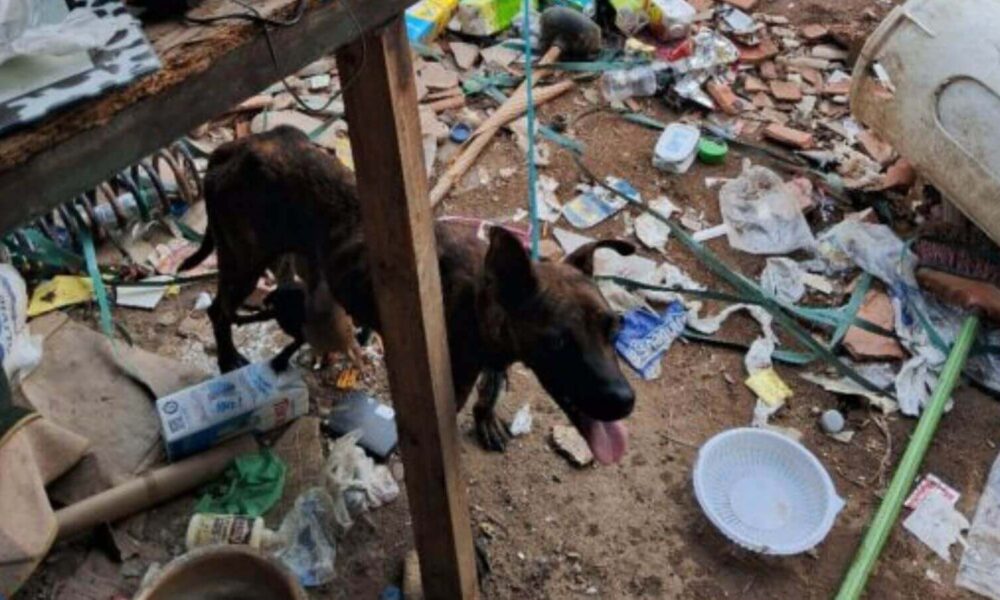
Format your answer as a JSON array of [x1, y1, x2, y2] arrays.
[[474, 411, 510, 453]]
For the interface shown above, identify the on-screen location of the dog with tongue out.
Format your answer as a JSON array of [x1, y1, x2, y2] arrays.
[[474, 227, 637, 464]]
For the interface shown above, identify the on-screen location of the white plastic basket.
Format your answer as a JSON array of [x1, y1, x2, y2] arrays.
[[693, 428, 845, 555]]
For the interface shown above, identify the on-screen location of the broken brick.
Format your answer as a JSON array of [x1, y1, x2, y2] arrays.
[[707, 80, 742, 115], [857, 130, 894, 165], [764, 123, 815, 149], [721, 0, 756, 10], [801, 24, 829, 41], [759, 61, 779, 80], [743, 75, 768, 93], [794, 67, 824, 89], [752, 92, 774, 109], [770, 80, 803, 102], [823, 78, 852, 96], [812, 44, 849, 61], [760, 108, 790, 125], [844, 291, 906, 360], [739, 39, 780, 65], [878, 158, 916, 190]]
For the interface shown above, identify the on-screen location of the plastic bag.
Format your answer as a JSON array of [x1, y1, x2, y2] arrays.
[[719, 163, 815, 255], [0, 264, 42, 380], [324, 430, 400, 535], [759, 257, 807, 304], [274, 488, 338, 587], [0, 0, 118, 65]]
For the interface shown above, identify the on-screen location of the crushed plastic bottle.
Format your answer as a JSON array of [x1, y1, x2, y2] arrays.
[[600, 66, 660, 102]]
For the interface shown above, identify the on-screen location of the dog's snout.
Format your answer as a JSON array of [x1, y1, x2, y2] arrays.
[[607, 379, 635, 411], [584, 378, 634, 422]]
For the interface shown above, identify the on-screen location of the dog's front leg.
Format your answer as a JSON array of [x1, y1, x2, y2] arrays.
[[270, 338, 304, 373], [473, 369, 510, 452]]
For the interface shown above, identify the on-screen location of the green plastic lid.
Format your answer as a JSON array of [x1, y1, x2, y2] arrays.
[[698, 138, 728, 164]]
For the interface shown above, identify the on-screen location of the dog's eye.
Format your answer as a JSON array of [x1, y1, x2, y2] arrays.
[[547, 331, 570, 351]]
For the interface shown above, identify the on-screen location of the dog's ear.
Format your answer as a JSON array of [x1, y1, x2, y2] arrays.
[[486, 226, 537, 308], [564, 239, 636, 276]]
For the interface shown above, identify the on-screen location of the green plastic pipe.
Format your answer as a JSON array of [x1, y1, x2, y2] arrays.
[[836, 313, 981, 600]]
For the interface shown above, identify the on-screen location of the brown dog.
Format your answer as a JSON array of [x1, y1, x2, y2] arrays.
[[181, 126, 636, 463]]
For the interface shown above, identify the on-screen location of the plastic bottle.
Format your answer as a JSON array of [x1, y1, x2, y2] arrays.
[[91, 193, 139, 228], [600, 66, 659, 102], [185, 514, 278, 551], [648, 0, 696, 41]]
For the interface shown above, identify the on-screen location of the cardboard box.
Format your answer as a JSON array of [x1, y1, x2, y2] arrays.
[[157, 362, 308, 460]]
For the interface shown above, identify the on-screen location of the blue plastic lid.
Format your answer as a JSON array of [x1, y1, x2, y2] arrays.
[[450, 123, 472, 143]]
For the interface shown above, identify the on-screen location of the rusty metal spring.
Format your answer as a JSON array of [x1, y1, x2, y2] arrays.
[[19, 141, 203, 251]]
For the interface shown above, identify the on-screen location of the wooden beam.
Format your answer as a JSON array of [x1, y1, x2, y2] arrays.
[[0, 0, 411, 236], [336, 17, 478, 600]]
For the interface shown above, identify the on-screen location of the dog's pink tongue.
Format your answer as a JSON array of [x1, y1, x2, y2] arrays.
[[583, 419, 628, 465]]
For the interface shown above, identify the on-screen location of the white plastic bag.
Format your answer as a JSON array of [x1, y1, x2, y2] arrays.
[[324, 430, 400, 534], [719, 163, 815, 255], [759, 257, 807, 304], [0, 0, 118, 65], [0, 264, 42, 381]]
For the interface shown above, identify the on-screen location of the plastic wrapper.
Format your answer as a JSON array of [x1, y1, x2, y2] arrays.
[[614, 303, 687, 380]]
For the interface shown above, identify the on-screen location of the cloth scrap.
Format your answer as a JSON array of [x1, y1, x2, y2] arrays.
[[196, 449, 287, 517]]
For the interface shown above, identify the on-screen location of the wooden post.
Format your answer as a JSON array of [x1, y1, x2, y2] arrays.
[[336, 17, 478, 600]]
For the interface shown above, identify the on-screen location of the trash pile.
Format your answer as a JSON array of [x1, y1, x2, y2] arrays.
[[5, 0, 1000, 596], [1, 202, 399, 599]]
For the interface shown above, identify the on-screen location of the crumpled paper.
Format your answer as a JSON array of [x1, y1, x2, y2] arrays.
[[0, 0, 119, 66]]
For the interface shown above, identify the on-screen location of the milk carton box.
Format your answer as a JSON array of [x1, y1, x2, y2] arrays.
[[157, 361, 309, 460]]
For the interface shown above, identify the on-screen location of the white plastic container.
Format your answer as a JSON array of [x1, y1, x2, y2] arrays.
[[693, 428, 844, 555], [186, 514, 278, 551], [851, 0, 1000, 244], [156, 361, 309, 460], [648, 0, 696, 41], [653, 123, 700, 174]]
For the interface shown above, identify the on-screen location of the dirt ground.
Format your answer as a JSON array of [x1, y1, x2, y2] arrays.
[[17, 0, 1000, 598]]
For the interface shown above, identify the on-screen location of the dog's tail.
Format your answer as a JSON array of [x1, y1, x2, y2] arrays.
[[179, 230, 215, 272]]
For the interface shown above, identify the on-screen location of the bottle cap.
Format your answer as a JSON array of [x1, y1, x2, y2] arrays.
[[449, 123, 472, 144], [697, 137, 728, 164]]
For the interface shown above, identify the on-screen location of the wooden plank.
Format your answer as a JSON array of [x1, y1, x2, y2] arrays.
[[336, 17, 478, 600], [0, 0, 411, 236]]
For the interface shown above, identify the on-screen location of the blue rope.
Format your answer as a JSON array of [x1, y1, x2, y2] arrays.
[[522, 2, 539, 259]]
